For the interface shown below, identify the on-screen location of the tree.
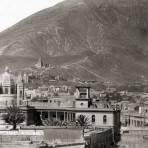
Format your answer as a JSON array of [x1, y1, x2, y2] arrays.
[[3, 105, 25, 130], [76, 114, 90, 136]]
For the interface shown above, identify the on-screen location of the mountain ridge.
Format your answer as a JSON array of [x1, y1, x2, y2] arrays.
[[0, 0, 148, 83]]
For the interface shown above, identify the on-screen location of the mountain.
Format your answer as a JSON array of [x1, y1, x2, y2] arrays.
[[0, 0, 148, 83]]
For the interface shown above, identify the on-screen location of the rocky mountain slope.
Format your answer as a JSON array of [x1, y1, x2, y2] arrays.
[[0, 0, 148, 83]]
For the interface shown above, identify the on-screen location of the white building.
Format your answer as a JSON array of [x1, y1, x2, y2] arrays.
[[0, 67, 24, 107]]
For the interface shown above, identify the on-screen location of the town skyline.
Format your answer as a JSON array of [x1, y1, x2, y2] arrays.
[[0, 0, 148, 147]]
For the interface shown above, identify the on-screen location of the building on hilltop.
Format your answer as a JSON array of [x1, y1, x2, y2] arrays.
[[35, 57, 44, 68]]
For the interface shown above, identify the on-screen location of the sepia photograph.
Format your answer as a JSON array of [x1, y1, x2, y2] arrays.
[[0, 0, 148, 147]]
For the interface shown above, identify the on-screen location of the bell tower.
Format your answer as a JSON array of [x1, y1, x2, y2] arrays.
[[17, 74, 24, 106], [75, 86, 90, 108], [0, 66, 16, 106], [35, 57, 43, 68]]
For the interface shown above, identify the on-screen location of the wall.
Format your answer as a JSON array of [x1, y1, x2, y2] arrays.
[[54, 143, 85, 148], [75, 100, 88, 108], [76, 111, 121, 143], [0, 94, 16, 106], [0, 128, 85, 148], [85, 128, 114, 148], [0, 143, 37, 148], [76, 112, 114, 127], [43, 128, 84, 144], [119, 129, 148, 148], [0, 129, 44, 143]]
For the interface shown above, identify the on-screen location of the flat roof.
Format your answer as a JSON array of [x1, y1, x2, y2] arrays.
[[30, 106, 118, 113], [1, 105, 119, 113], [124, 112, 148, 118], [76, 85, 91, 88]]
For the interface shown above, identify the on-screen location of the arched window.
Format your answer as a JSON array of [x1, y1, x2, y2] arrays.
[[92, 115, 95, 123], [0, 87, 2, 94], [103, 115, 107, 124], [20, 90, 23, 98], [11, 88, 15, 94]]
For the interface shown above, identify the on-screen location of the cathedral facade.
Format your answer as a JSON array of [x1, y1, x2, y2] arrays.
[[0, 67, 24, 107]]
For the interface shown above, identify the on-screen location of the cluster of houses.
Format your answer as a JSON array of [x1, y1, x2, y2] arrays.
[[0, 66, 121, 148]]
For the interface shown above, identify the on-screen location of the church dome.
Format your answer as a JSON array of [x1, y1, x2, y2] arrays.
[[1, 66, 15, 86]]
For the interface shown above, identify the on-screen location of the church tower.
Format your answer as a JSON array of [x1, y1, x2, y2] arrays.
[[2, 66, 15, 95], [17, 74, 24, 106], [75, 86, 91, 108], [23, 73, 29, 83], [35, 57, 43, 68], [0, 66, 16, 106]]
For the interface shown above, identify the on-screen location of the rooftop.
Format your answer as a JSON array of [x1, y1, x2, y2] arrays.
[[124, 112, 148, 118], [20, 105, 118, 113]]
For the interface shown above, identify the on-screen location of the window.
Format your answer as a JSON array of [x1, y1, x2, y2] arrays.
[[20, 90, 23, 98], [80, 102, 84, 106], [103, 115, 107, 124], [42, 112, 48, 119], [80, 93, 87, 99], [11, 88, 15, 94], [12, 100, 15, 105], [92, 115, 95, 123], [5, 88, 8, 94]]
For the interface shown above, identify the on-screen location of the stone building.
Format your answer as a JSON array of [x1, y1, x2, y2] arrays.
[[122, 112, 148, 128], [0, 67, 24, 107], [35, 58, 43, 68]]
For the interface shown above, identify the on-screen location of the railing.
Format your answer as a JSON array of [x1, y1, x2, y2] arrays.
[[27, 102, 74, 108]]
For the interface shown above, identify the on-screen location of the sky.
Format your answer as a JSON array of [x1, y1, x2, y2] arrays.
[[0, 0, 64, 32]]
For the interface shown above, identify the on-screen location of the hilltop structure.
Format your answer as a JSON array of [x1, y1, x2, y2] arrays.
[[35, 58, 44, 68]]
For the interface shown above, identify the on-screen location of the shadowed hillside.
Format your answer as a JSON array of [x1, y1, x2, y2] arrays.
[[0, 0, 148, 83]]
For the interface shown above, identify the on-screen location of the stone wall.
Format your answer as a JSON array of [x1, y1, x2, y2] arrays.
[[0, 129, 44, 143], [43, 128, 84, 144], [85, 128, 114, 148]]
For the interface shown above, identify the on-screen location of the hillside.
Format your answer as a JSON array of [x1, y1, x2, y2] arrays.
[[0, 0, 148, 83]]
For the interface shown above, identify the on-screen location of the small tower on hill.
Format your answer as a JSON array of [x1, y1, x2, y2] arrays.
[[35, 57, 43, 68]]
